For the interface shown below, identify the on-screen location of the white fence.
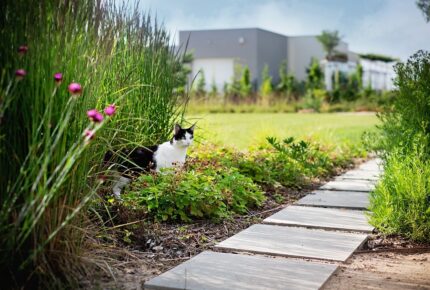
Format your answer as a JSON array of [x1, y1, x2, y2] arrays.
[[322, 59, 396, 91]]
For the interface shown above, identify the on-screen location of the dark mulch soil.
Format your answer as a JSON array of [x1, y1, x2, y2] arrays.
[[362, 233, 430, 253]]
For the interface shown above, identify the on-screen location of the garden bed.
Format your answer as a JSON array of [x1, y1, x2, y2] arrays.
[[83, 156, 361, 289]]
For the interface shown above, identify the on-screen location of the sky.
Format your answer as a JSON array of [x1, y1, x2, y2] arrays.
[[133, 0, 430, 60]]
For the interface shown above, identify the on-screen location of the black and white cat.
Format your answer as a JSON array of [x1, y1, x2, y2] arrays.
[[105, 124, 195, 197]]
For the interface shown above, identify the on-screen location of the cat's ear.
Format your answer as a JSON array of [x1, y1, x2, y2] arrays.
[[188, 123, 196, 133], [174, 123, 181, 135]]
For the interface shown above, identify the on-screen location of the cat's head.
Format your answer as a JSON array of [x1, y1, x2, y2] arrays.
[[172, 123, 195, 147]]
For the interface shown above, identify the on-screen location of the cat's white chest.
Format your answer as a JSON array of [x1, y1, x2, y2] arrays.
[[154, 142, 187, 170]]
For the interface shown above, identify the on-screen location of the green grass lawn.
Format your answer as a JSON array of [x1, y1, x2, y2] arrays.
[[189, 113, 379, 149]]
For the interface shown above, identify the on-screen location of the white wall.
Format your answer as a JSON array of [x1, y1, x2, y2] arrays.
[[361, 59, 396, 91], [192, 58, 235, 91], [322, 59, 396, 91]]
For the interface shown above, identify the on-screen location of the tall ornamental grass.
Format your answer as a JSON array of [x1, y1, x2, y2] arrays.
[[369, 51, 430, 242], [369, 147, 430, 241], [0, 0, 185, 288]]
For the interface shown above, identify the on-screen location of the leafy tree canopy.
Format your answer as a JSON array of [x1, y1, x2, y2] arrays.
[[316, 30, 341, 59], [417, 0, 430, 22]]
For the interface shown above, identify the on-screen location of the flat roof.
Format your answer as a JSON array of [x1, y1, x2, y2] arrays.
[[180, 27, 288, 38]]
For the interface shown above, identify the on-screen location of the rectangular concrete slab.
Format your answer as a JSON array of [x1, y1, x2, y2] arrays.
[[145, 251, 338, 290], [215, 224, 368, 262], [334, 177, 378, 184], [337, 173, 380, 181], [296, 190, 369, 210], [358, 160, 383, 172], [264, 205, 374, 233], [320, 180, 375, 192], [340, 169, 381, 178]]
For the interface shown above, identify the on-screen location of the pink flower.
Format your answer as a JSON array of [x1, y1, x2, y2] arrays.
[[104, 104, 116, 116], [18, 45, 28, 55], [15, 69, 27, 80], [68, 82, 82, 95], [84, 129, 95, 140], [87, 109, 104, 123], [54, 73, 63, 85]]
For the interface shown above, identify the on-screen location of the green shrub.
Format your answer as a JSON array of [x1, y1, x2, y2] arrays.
[[240, 66, 252, 98], [302, 89, 326, 112], [260, 64, 273, 97], [369, 149, 430, 241], [378, 50, 430, 157], [266, 136, 334, 177], [123, 160, 265, 222], [370, 50, 430, 241], [306, 58, 324, 90], [238, 137, 356, 188]]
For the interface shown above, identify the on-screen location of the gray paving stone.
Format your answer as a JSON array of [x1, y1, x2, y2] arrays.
[[296, 190, 369, 209], [358, 160, 383, 172], [334, 176, 378, 184], [320, 180, 375, 192], [264, 205, 373, 232], [145, 251, 338, 290], [341, 169, 381, 177], [215, 224, 368, 262], [337, 172, 380, 181]]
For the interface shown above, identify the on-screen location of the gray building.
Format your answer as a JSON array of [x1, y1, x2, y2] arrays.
[[179, 28, 394, 91], [179, 28, 287, 89]]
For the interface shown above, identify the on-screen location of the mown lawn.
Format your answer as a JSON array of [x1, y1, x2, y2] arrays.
[[190, 112, 379, 149]]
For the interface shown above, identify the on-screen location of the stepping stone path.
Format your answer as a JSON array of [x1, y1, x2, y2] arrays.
[[264, 205, 373, 232], [145, 159, 383, 290]]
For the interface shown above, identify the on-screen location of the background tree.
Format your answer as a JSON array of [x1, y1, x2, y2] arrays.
[[194, 71, 206, 97], [306, 58, 324, 89], [316, 30, 341, 60], [210, 78, 218, 98], [223, 82, 230, 101], [277, 60, 289, 94], [356, 63, 364, 90], [277, 60, 297, 99], [417, 0, 430, 22], [260, 64, 273, 96], [174, 52, 194, 94], [229, 63, 243, 100], [240, 65, 252, 98]]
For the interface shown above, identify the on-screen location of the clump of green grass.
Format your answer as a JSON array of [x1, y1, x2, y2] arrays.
[[369, 149, 430, 241], [0, 0, 185, 287]]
